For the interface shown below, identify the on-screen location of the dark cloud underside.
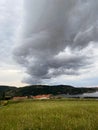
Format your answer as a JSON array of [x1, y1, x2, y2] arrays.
[[14, 0, 98, 84]]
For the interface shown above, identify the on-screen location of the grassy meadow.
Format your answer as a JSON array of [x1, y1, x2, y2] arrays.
[[0, 99, 98, 130]]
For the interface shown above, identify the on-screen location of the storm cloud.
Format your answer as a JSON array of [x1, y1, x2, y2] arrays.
[[14, 0, 98, 84]]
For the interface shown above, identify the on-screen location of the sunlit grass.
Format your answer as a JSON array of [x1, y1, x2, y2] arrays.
[[0, 99, 98, 130]]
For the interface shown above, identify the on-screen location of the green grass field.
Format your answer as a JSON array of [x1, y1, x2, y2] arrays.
[[0, 99, 98, 130]]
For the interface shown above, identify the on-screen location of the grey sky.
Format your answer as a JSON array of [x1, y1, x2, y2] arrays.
[[0, 0, 98, 87]]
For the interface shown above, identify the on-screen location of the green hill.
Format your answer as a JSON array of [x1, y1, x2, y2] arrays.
[[0, 85, 97, 99]]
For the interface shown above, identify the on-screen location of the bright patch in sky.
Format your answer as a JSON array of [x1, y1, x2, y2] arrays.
[[0, 0, 26, 87], [0, 0, 98, 87]]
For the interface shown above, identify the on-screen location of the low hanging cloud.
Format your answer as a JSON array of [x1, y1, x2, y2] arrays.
[[14, 0, 98, 84]]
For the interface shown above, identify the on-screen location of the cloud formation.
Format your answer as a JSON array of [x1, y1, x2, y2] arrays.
[[14, 0, 98, 84]]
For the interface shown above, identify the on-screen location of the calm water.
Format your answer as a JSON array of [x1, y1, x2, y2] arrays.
[[59, 92, 98, 98], [83, 91, 98, 97]]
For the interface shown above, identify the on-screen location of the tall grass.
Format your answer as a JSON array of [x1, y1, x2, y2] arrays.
[[0, 99, 98, 130]]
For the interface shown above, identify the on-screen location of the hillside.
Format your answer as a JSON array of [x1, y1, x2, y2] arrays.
[[0, 86, 16, 99], [0, 85, 98, 99]]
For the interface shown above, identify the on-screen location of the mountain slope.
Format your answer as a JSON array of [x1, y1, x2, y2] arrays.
[[0, 85, 97, 99]]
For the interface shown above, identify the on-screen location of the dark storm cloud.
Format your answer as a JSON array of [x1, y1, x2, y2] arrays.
[[14, 0, 98, 84]]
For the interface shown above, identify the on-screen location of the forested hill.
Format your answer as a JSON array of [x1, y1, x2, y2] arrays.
[[0, 85, 16, 99], [0, 85, 98, 99], [0, 85, 16, 92]]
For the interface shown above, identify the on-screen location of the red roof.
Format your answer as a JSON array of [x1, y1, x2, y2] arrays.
[[33, 94, 51, 99]]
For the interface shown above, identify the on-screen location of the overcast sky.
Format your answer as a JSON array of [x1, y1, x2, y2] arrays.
[[0, 0, 98, 87]]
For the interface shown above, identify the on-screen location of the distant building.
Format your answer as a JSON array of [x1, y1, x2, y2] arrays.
[[13, 96, 28, 101], [32, 94, 52, 99]]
